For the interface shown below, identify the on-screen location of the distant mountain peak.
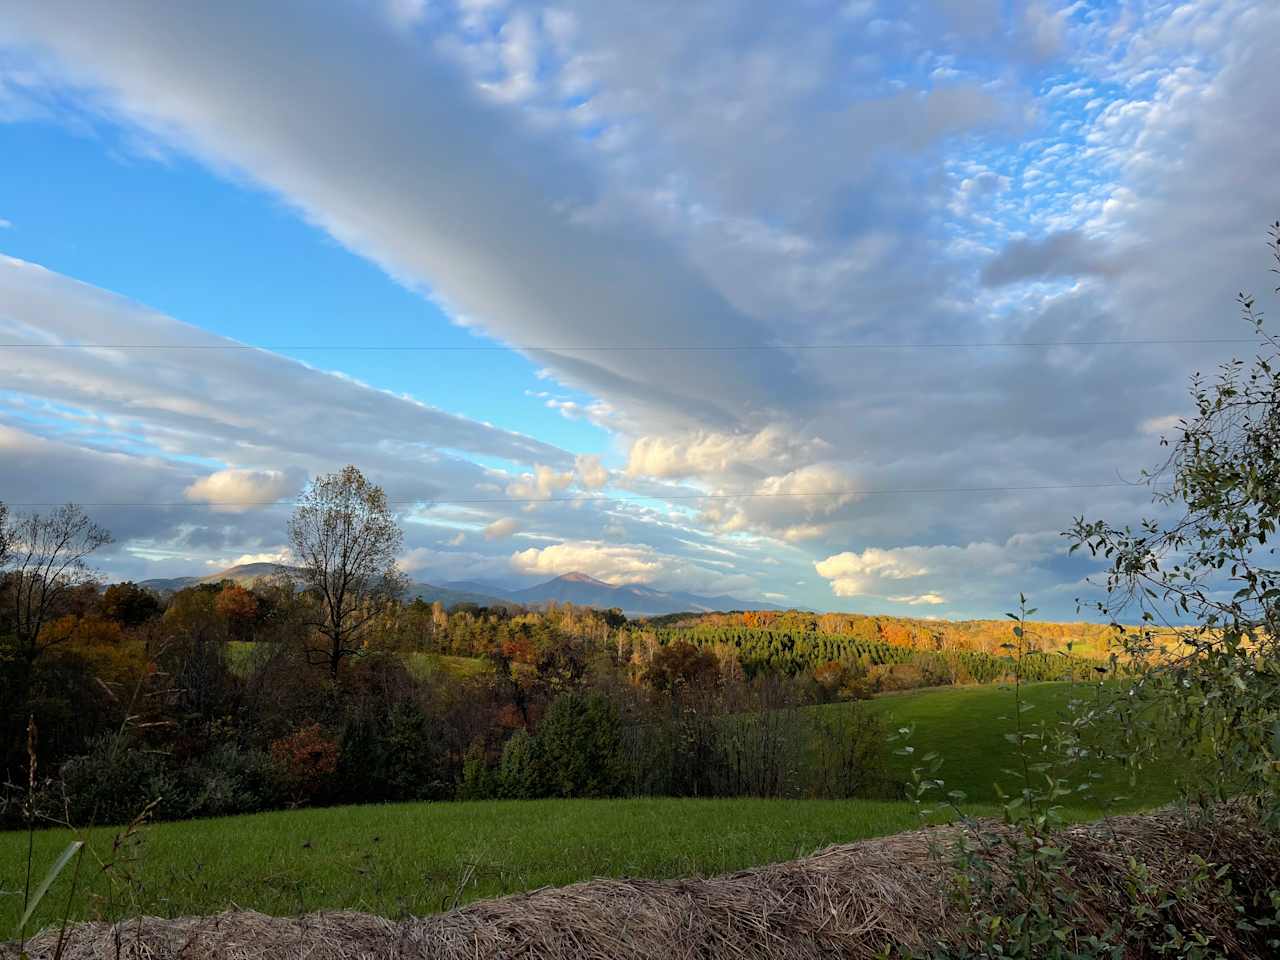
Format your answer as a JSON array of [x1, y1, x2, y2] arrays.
[[508, 572, 780, 616], [215, 561, 292, 578], [555, 571, 611, 586]]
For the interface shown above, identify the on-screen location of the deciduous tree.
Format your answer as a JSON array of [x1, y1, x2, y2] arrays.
[[0, 503, 111, 772], [288, 465, 406, 679], [1069, 223, 1280, 818], [100, 580, 162, 627], [215, 583, 259, 642], [2, 504, 111, 665]]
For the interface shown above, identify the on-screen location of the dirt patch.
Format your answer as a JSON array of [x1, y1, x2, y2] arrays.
[[7, 804, 1276, 959]]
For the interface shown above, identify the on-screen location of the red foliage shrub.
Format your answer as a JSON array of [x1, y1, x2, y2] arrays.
[[269, 722, 339, 800], [495, 703, 527, 730]]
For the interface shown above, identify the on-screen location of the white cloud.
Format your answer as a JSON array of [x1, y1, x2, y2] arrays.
[[700, 463, 860, 542], [505, 464, 575, 500], [1140, 414, 1182, 436], [0, 218, 11, 229], [886, 593, 946, 606], [511, 540, 662, 584], [484, 516, 521, 540], [0, 0, 806, 433], [0, 256, 574, 469], [3, 0, 1277, 617], [205, 548, 291, 569], [575, 453, 609, 489], [0, 256, 597, 577], [383, 0, 426, 30], [626, 426, 828, 480], [814, 547, 931, 595], [815, 533, 1063, 608], [1018, 1, 1067, 60], [184, 468, 296, 513], [510, 538, 754, 595]]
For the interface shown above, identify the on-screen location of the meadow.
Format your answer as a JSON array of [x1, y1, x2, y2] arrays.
[[857, 680, 1184, 809], [2, 797, 989, 934], [2, 679, 1184, 933]]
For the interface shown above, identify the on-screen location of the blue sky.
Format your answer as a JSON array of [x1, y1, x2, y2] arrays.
[[0, 0, 1277, 617]]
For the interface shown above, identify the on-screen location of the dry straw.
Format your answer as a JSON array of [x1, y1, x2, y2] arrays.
[[6, 804, 1276, 960]]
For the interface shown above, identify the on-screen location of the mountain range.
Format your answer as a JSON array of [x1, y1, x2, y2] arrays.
[[135, 564, 781, 617]]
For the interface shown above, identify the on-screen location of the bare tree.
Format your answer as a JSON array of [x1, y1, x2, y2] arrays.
[[288, 465, 406, 679], [3, 503, 112, 667], [1, 503, 112, 766], [0, 500, 10, 572]]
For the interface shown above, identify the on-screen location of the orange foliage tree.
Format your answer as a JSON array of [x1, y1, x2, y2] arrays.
[[215, 583, 259, 642]]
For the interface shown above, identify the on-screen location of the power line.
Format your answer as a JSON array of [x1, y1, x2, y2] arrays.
[[0, 338, 1257, 352], [4, 479, 1160, 510]]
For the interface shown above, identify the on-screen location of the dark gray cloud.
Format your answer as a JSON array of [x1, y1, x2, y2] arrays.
[[981, 231, 1114, 286]]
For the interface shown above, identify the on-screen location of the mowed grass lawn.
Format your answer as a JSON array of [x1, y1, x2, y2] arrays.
[[0, 797, 990, 932], [2, 681, 1186, 932]]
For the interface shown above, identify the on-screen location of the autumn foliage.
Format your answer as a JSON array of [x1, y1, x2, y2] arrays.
[[269, 722, 339, 800]]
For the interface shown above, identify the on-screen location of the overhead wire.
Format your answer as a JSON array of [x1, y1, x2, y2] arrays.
[[3, 479, 1166, 510], [0, 337, 1257, 352]]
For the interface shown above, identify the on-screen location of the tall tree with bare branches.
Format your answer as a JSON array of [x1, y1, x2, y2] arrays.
[[288, 466, 406, 680], [3, 503, 112, 669], [0, 501, 10, 573], [1, 503, 112, 769]]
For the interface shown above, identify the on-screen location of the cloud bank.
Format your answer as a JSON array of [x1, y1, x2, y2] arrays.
[[1, 0, 1277, 614]]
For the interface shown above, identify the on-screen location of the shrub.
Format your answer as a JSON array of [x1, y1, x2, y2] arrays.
[[456, 739, 499, 800], [497, 728, 551, 798], [803, 706, 890, 799], [59, 734, 175, 825], [869, 661, 927, 692], [181, 742, 281, 816], [269, 723, 339, 803], [58, 736, 283, 824]]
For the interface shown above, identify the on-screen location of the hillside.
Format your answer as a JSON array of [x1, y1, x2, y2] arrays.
[[655, 609, 1147, 659], [2, 681, 1187, 933], [857, 682, 1183, 807]]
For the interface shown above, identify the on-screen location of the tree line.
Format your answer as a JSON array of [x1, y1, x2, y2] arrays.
[[0, 462, 1114, 829], [0, 469, 901, 827]]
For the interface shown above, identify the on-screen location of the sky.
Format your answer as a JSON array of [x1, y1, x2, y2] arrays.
[[0, 0, 1278, 618]]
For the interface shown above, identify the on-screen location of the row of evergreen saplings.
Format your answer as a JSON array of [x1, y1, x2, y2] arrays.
[[651, 625, 1109, 685]]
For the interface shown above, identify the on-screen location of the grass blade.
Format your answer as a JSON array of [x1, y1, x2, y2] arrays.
[[17, 840, 84, 938]]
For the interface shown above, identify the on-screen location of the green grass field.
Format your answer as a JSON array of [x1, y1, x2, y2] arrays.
[[856, 680, 1182, 810], [1, 797, 992, 933], [2, 681, 1187, 934], [405, 651, 488, 680]]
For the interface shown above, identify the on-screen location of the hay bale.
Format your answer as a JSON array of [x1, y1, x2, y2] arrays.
[[7, 804, 1276, 960]]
